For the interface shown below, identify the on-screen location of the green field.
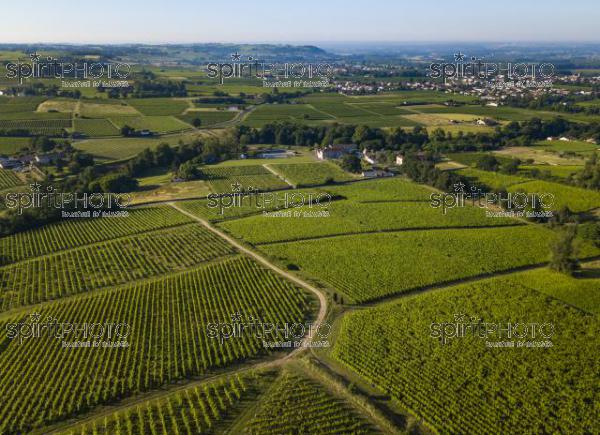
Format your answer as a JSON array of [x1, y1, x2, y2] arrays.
[[73, 118, 120, 137], [0, 207, 193, 264], [73, 132, 214, 160], [78, 102, 139, 118], [127, 98, 189, 116], [260, 225, 592, 303], [109, 115, 191, 133], [0, 223, 235, 311], [219, 200, 518, 245], [0, 137, 31, 154], [244, 370, 377, 434], [267, 162, 354, 187], [322, 177, 435, 201], [0, 255, 311, 433], [65, 371, 277, 435], [533, 139, 599, 156], [519, 164, 583, 179], [177, 110, 237, 127], [333, 269, 600, 433], [200, 164, 289, 193], [508, 180, 600, 212], [0, 119, 71, 135], [0, 168, 22, 190], [456, 167, 531, 189]]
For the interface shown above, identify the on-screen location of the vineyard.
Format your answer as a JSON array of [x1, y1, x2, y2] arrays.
[[0, 168, 22, 190], [218, 200, 519, 245], [268, 162, 354, 187], [108, 116, 191, 133], [62, 371, 277, 435], [323, 176, 435, 201], [200, 164, 289, 193], [245, 370, 377, 434], [507, 180, 600, 212], [260, 225, 599, 303], [457, 167, 531, 189], [177, 110, 237, 127], [0, 207, 193, 264], [332, 273, 600, 433], [0, 255, 312, 433], [73, 119, 120, 137], [127, 98, 189, 116], [0, 223, 236, 311], [0, 119, 71, 135]]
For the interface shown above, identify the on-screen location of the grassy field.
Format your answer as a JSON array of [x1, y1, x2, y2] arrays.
[[533, 139, 599, 156], [0, 137, 32, 154], [78, 102, 140, 118], [519, 164, 582, 179], [333, 268, 600, 433], [493, 146, 586, 166], [36, 99, 78, 113]]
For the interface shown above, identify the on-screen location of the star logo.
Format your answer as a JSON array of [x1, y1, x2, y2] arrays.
[[454, 52, 465, 62], [453, 182, 466, 193], [30, 182, 41, 192], [29, 312, 41, 323], [29, 52, 40, 62], [231, 312, 243, 322], [231, 181, 242, 192], [453, 313, 468, 323], [231, 52, 241, 61]]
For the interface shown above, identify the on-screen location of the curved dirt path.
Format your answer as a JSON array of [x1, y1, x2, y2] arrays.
[[44, 202, 329, 434]]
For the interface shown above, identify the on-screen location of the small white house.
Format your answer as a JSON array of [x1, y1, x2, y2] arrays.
[[546, 137, 555, 141], [559, 137, 570, 142], [395, 155, 404, 166], [476, 119, 486, 125]]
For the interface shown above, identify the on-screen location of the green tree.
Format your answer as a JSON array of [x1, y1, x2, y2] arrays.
[[549, 226, 579, 275], [98, 173, 139, 193], [340, 154, 362, 173], [177, 161, 199, 181]]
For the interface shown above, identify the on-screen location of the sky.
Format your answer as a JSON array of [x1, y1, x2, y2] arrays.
[[1, 0, 599, 44]]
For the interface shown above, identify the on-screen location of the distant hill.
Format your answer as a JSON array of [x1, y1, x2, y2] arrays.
[[0, 43, 338, 65]]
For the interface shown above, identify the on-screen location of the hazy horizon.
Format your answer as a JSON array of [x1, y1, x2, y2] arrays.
[[1, 0, 598, 44]]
